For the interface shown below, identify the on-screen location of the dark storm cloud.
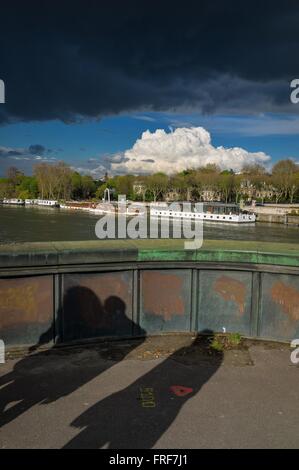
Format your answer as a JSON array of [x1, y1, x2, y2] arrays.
[[29, 144, 45, 155], [7, 150, 23, 156], [0, 145, 53, 159], [0, 0, 298, 124], [0, 147, 26, 158]]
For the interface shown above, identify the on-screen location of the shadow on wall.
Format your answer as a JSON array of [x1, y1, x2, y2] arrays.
[[37, 286, 138, 344], [0, 287, 145, 429]]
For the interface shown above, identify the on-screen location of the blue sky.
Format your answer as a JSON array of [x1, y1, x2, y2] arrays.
[[0, 111, 298, 176]]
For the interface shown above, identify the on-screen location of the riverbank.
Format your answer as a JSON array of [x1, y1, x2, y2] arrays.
[[246, 203, 299, 225]]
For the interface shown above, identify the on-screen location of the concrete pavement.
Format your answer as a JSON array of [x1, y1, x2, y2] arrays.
[[0, 336, 298, 448]]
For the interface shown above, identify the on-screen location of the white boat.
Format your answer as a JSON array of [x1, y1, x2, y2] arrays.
[[90, 190, 146, 215], [25, 199, 59, 207], [60, 203, 91, 211], [90, 202, 146, 216], [35, 199, 59, 207], [2, 198, 24, 205], [150, 202, 256, 224]]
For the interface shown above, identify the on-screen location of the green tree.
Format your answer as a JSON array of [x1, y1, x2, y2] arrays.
[[17, 176, 39, 198], [0, 178, 14, 198], [71, 172, 83, 199], [219, 172, 234, 203], [169, 174, 188, 200], [81, 175, 96, 199], [114, 175, 134, 199], [272, 159, 299, 202], [95, 182, 107, 200], [146, 173, 169, 202]]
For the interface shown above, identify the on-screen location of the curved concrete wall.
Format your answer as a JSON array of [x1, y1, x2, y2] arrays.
[[0, 241, 299, 348]]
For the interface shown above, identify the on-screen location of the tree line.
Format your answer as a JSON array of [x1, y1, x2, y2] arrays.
[[0, 159, 299, 204], [0, 163, 98, 201], [101, 160, 299, 204]]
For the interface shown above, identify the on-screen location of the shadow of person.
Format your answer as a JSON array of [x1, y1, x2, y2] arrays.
[[0, 287, 145, 428], [63, 331, 223, 449], [61, 287, 140, 342]]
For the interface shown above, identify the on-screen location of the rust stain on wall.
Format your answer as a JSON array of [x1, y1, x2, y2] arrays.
[[0, 285, 37, 316], [271, 281, 299, 321], [142, 272, 184, 320], [0, 276, 53, 328], [214, 275, 246, 315]]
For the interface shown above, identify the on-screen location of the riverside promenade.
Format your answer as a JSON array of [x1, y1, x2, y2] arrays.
[[0, 335, 298, 449], [0, 239, 299, 448]]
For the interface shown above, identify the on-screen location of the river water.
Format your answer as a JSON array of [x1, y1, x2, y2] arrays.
[[0, 205, 299, 244]]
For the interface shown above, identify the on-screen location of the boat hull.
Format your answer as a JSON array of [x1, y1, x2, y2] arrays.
[[25, 199, 59, 207], [150, 208, 255, 223], [2, 199, 25, 205]]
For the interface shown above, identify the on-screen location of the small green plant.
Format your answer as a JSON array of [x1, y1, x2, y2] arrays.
[[210, 336, 224, 352], [210, 332, 242, 352], [228, 332, 242, 347]]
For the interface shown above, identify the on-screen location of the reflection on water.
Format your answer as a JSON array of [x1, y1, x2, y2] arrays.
[[0, 205, 299, 244]]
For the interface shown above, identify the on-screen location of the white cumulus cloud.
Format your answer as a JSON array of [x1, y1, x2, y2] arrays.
[[111, 127, 271, 175], [71, 164, 107, 178]]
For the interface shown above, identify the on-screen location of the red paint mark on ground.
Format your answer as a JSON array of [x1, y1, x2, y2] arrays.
[[170, 385, 193, 397]]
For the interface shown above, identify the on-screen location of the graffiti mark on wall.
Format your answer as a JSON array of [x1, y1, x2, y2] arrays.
[[0, 276, 53, 328], [142, 272, 185, 320], [214, 275, 246, 315], [0, 285, 37, 317], [271, 281, 299, 321]]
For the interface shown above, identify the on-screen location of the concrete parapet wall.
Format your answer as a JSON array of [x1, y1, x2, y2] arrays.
[[0, 240, 299, 347]]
